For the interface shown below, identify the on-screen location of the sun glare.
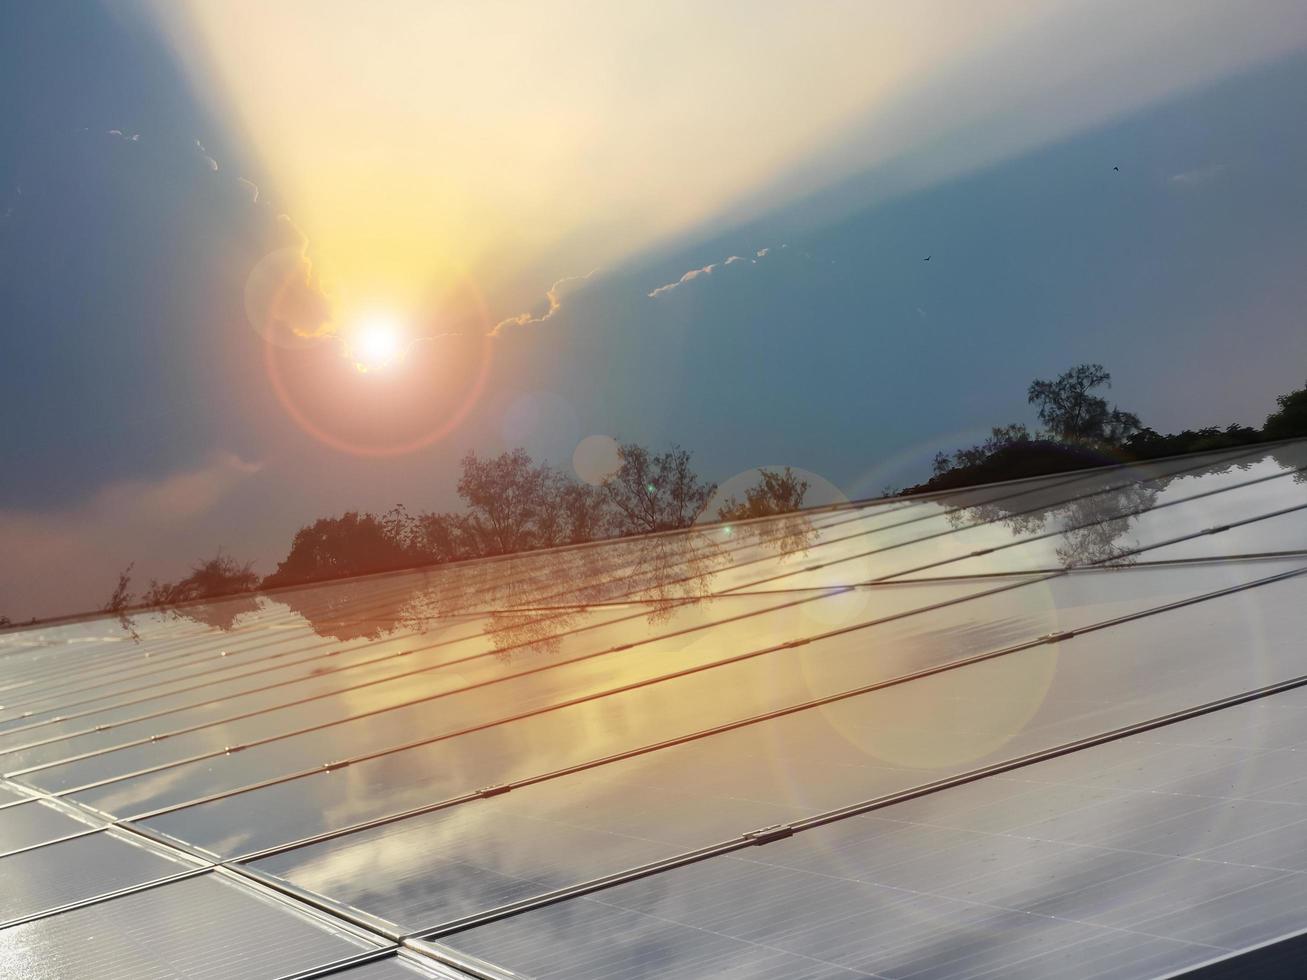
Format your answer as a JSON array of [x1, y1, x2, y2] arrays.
[[349, 314, 407, 371]]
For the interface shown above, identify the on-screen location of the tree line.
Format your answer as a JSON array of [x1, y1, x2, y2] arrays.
[[904, 366, 1307, 495], [8, 364, 1299, 627], [98, 444, 813, 616]]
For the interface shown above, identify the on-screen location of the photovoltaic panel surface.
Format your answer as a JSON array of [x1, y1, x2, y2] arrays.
[[2, 440, 1306, 979]]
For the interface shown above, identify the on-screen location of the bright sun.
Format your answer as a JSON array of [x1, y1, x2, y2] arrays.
[[348, 314, 406, 371]]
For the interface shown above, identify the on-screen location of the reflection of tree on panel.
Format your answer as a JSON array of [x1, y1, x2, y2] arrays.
[[947, 478, 1163, 568]]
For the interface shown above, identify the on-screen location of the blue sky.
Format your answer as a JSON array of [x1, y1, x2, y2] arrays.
[[2, 1, 1306, 618]]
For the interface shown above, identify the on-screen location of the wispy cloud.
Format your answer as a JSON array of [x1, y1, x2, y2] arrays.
[[194, 139, 219, 172], [490, 270, 597, 337], [1169, 163, 1228, 187], [236, 177, 260, 203], [646, 245, 783, 298]]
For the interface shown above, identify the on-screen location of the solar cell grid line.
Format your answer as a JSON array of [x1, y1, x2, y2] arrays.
[[621, 444, 1301, 601], [402, 939, 531, 980], [0, 615, 547, 759], [420, 443, 1277, 620], [8, 579, 999, 792], [0, 520, 713, 707], [0, 575, 456, 717], [0, 848, 210, 929], [0, 564, 445, 690], [269, 949, 406, 980], [0, 791, 106, 852], [717, 457, 1307, 594], [207, 557, 1307, 868], [0, 800, 412, 939], [0, 574, 831, 768], [860, 546, 1307, 585], [0, 621, 433, 734], [411, 649, 1307, 946], [895, 505, 1307, 585], [0, 491, 888, 731], [338, 445, 1281, 684], [45, 501, 1307, 816], [755, 451, 1307, 591], [0, 501, 1286, 977], [0, 589, 854, 775], [884, 498, 1307, 586], [0, 559, 614, 731], [425, 675, 1307, 980], [273, 948, 488, 980], [230, 561, 1307, 935], [0, 442, 1252, 728], [99, 593, 1010, 823], [0, 618, 476, 748], [122, 556, 1296, 846], [0, 866, 391, 978], [0, 537, 634, 703], [0, 573, 539, 726], [0, 459, 1160, 768], [0, 585, 683, 753], [7, 457, 1296, 794]]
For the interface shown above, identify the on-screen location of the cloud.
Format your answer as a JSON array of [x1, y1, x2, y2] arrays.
[[244, 241, 336, 347], [237, 176, 260, 203], [107, 129, 141, 142], [1169, 163, 1228, 187], [646, 244, 782, 298], [0, 452, 263, 620], [194, 138, 219, 172], [647, 263, 717, 298], [490, 270, 597, 337]]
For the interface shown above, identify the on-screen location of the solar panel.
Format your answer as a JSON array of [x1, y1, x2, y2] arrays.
[[432, 683, 1307, 979], [2, 440, 1306, 979]]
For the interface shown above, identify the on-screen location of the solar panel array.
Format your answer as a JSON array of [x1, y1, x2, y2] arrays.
[[3, 439, 1307, 979]]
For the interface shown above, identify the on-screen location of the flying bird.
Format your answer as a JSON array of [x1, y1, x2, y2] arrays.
[[1113, 165, 1120, 172], [923, 255, 931, 262]]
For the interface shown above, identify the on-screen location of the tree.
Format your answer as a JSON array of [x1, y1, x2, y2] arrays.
[[1027, 363, 1140, 444], [717, 467, 810, 521], [141, 552, 259, 606], [1264, 381, 1307, 441], [602, 443, 716, 534], [457, 449, 555, 555], [410, 510, 478, 563], [263, 511, 416, 588], [103, 563, 136, 613], [554, 479, 613, 544], [932, 424, 1032, 478], [1124, 423, 1261, 459]]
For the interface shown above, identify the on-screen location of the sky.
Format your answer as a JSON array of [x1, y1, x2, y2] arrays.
[[2, 0, 1307, 619]]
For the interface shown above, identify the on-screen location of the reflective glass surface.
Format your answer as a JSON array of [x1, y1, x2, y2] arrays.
[[249, 560, 1307, 931], [143, 559, 1299, 858], [437, 683, 1307, 980], [707, 444, 1301, 591], [0, 872, 377, 979], [0, 798, 102, 855], [0, 829, 196, 923], [2, 440, 1305, 980]]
